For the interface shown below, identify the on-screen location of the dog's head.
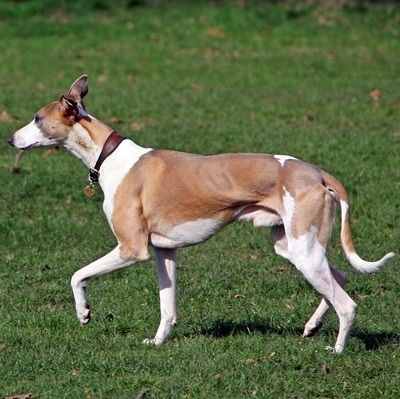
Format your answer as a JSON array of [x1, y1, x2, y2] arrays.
[[8, 75, 90, 150]]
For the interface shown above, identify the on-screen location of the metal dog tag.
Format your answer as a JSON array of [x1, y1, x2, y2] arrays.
[[84, 185, 96, 198]]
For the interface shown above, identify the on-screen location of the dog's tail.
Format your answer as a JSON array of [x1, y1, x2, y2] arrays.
[[322, 171, 395, 273]]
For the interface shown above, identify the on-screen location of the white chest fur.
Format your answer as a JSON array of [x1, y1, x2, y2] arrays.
[[99, 140, 151, 228]]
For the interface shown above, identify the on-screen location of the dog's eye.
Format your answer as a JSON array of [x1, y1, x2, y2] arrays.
[[34, 114, 40, 123]]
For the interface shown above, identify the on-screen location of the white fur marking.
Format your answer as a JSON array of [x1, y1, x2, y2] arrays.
[[170, 219, 225, 243], [63, 122, 102, 167], [282, 187, 295, 233], [101, 140, 152, 225], [12, 119, 53, 150], [340, 200, 349, 230], [151, 219, 225, 248], [274, 155, 297, 166], [235, 208, 282, 227], [347, 251, 395, 274], [292, 227, 325, 266]]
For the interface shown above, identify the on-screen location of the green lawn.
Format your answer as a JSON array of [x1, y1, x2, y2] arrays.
[[0, 1, 399, 398]]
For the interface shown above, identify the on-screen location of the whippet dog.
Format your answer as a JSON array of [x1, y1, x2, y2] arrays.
[[8, 75, 394, 353]]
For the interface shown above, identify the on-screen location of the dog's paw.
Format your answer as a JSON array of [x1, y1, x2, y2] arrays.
[[143, 337, 167, 346], [303, 321, 323, 338], [325, 345, 335, 354], [76, 305, 91, 325], [325, 345, 343, 354]]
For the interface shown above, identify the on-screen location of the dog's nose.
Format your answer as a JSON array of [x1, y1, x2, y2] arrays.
[[7, 136, 14, 147]]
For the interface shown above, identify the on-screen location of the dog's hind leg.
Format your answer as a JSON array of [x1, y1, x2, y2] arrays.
[[271, 225, 351, 346], [71, 246, 142, 324], [270, 225, 290, 260], [303, 267, 348, 337], [144, 247, 178, 345], [287, 187, 357, 353], [295, 253, 357, 353]]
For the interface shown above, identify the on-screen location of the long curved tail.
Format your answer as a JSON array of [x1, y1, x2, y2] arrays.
[[322, 172, 395, 273]]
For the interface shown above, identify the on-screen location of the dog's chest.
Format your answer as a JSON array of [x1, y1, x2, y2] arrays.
[[100, 141, 151, 226]]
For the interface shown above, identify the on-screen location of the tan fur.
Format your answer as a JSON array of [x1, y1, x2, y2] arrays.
[[112, 150, 338, 250], [321, 171, 356, 254]]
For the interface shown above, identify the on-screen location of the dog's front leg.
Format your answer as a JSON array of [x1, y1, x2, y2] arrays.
[[144, 247, 178, 345], [71, 246, 137, 324]]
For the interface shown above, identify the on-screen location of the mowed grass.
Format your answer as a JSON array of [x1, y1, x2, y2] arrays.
[[0, 1, 399, 398]]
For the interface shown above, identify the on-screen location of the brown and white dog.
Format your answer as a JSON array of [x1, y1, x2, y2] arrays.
[[8, 75, 394, 353]]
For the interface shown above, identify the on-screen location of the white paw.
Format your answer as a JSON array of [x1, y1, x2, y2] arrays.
[[325, 345, 343, 354], [76, 305, 91, 325], [325, 345, 336, 354], [143, 337, 167, 346], [303, 321, 323, 337]]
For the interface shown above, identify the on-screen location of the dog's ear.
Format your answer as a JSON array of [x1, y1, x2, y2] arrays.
[[59, 95, 80, 124], [67, 75, 89, 109]]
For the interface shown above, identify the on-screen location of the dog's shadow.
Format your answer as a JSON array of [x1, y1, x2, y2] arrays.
[[195, 318, 400, 351], [352, 330, 400, 351], [197, 317, 303, 339]]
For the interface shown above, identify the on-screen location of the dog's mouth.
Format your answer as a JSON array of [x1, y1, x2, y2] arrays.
[[20, 142, 41, 151], [8, 136, 41, 151]]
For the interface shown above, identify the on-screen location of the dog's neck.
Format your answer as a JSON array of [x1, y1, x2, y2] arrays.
[[63, 116, 123, 169]]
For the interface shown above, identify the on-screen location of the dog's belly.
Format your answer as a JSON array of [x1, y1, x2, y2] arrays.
[[149, 218, 226, 249], [149, 205, 282, 249]]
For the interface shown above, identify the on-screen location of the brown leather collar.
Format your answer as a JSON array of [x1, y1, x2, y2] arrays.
[[89, 131, 126, 184]]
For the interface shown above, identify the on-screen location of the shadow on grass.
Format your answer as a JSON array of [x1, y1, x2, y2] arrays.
[[352, 330, 400, 351], [196, 318, 400, 351], [197, 318, 304, 339]]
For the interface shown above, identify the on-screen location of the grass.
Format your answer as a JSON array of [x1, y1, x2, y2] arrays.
[[0, 1, 399, 398]]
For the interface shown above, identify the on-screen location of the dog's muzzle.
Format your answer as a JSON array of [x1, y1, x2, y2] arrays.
[[7, 136, 15, 147]]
